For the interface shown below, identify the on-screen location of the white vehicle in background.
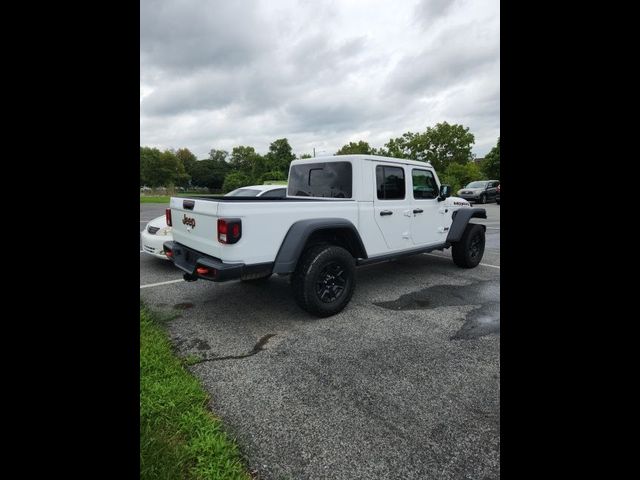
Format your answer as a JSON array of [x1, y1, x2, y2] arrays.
[[141, 184, 288, 259]]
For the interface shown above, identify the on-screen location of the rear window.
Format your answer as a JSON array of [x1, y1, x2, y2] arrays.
[[288, 162, 352, 198], [226, 188, 261, 196]]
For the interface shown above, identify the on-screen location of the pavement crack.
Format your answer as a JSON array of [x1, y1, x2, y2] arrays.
[[188, 334, 276, 364]]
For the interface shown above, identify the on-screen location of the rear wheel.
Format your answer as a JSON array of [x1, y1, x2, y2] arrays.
[[291, 245, 356, 317], [452, 224, 485, 268]]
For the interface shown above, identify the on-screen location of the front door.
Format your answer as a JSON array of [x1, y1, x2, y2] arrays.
[[373, 163, 413, 251], [410, 168, 446, 246]]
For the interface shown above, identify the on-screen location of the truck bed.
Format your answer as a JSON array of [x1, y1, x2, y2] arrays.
[[169, 196, 360, 265]]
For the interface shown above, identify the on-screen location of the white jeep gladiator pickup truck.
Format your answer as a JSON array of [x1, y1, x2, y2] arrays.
[[163, 155, 487, 317]]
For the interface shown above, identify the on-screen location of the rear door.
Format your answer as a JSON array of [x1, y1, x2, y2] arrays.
[[410, 168, 445, 246], [373, 163, 413, 251]]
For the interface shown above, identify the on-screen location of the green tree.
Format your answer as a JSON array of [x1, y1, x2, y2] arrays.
[[439, 162, 483, 194], [298, 153, 312, 159], [265, 138, 296, 177], [335, 140, 377, 155], [222, 171, 252, 193], [208, 149, 229, 163], [261, 170, 287, 182], [481, 138, 500, 180], [175, 148, 197, 177], [140, 147, 189, 188], [140, 146, 162, 186], [380, 122, 475, 171], [189, 160, 227, 190], [230, 146, 262, 183]]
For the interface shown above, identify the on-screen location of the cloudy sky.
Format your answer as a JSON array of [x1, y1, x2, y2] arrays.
[[140, 0, 499, 159]]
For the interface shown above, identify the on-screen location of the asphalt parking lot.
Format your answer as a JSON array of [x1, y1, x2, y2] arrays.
[[140, 202, 500, 479]]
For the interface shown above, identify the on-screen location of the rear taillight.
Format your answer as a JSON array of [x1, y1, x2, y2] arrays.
[[217, 218, 242, 244], [166, 208, 172, 226], [196, 265, 217, 278]]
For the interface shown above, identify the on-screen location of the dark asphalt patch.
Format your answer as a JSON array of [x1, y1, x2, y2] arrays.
[[451, 302, 500, 340], [373, 280, 500, 339]]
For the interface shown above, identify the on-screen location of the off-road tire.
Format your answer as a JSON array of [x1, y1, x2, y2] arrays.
[[291, 245, 356, 317], [452, 223, 485, 268]]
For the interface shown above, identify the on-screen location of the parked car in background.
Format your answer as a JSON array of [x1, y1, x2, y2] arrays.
[[496, 184, 500, 204], [457, 180, 499, 204], [141, 185, 287, 259]]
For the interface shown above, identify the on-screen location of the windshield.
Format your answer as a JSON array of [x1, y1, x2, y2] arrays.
[[466, 181, 488, 189], [288, 162, 352, 198], [226, 188, 261, 197]]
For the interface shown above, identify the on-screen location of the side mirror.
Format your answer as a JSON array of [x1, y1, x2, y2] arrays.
[[438, 184, 451, 201]]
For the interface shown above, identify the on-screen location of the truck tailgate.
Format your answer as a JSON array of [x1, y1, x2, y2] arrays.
[[169, 197, 224, 259]]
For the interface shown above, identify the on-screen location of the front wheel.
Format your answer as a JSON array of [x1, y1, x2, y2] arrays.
[[478, 193, 486, 204], [291, 245, 356, 317], [452, 224, 485, 268]]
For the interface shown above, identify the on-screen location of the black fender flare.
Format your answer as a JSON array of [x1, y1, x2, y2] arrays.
[[273, 218, 368, 274], [446, 208, 487, 242]]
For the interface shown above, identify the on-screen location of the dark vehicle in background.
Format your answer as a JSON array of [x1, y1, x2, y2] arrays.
[[457, 180, 499, 204], [496, 184, 500, 204]]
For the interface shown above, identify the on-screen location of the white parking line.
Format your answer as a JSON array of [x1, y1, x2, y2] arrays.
[[486, 227, 500, 230], [140, 279, 184, 289], [424, 252, 500, 269]]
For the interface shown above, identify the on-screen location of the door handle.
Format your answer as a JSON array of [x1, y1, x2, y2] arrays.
[[380, 210, 393, 216], [413, 209, 424, 214]]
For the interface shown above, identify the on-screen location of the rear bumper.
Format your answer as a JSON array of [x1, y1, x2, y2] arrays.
[[163, 241, 272, 282]]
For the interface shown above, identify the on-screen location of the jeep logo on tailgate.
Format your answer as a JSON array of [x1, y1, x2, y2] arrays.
[[182, 214, 196, 229]]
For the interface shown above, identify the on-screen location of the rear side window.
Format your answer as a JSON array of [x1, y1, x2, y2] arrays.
[[260, 188, 286, 198], [376, 165, 405, 200], [412, 169, 439, 199], [288, 162, 352, 198]]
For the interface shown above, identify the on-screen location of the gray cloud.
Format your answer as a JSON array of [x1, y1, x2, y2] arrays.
[[141, 0, 499, 158], [414, 0, 458, 26], [140, 0, 271, 74], [386, 21, 499, 97]]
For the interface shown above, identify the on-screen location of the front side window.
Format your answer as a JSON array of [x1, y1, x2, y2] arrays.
[[412, 169, 439, 199], [376, 165, 405, 200], [287, 162, 352, 198]]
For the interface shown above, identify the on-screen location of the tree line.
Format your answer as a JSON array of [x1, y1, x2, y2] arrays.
[[140, 122, 500, 194]]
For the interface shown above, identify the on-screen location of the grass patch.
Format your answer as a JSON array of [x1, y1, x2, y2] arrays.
[[140, 196, 170, 204], [140, 305, 250, 480]]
